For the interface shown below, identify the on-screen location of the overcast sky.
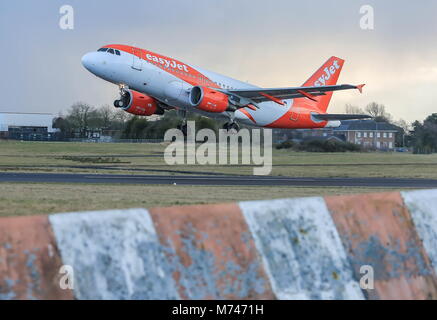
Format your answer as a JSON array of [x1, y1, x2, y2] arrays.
[[1, 0, 436, 122]]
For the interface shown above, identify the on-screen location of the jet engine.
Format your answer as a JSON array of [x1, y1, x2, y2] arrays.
[[114, 90, 164, 116], [189, 86, 230, 113]]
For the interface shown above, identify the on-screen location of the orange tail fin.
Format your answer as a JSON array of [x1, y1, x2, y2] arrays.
[[301, 56, 345, 112]]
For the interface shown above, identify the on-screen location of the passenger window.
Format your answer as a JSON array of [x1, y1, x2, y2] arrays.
[[115, 50, 120, 56], [108, 49, 114, 54], [98, 48, 108, 52]]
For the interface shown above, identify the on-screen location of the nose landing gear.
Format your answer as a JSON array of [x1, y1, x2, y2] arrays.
[[114, 99, 126, 108], [114, 84, 130, 109]]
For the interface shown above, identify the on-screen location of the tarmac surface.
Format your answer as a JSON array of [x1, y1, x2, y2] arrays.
[[1, 172, 437, 188]]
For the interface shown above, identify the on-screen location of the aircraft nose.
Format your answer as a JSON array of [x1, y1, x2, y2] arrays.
[[81, 52, 97, 72]]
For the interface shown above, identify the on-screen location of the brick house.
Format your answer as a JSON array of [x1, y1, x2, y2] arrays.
[[274, 120, 399, 150], [334, 120, 398, 150]]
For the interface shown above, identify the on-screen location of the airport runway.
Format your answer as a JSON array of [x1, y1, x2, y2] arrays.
[[1, 172, 437, 188]]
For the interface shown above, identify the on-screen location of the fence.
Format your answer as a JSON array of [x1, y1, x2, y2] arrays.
[[1, 189, 437, 300]]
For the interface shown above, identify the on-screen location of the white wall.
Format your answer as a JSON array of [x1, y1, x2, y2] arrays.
[[0, 113, 55, 132]]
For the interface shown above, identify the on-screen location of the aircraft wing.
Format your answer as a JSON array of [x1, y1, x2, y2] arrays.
[[228, 84, 364, 104]]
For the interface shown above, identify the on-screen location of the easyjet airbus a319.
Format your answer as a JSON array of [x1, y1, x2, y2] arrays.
[[81, 44, 369, 133]]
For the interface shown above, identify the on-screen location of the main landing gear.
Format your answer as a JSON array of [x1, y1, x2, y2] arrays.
[[223, 122, 240, 133], [177, 122, 188, 136], [177, 109, 188, 137]]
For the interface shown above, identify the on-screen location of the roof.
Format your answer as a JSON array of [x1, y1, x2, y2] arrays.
[[0, 112, 53, 115], [335, 120, 399, 132]]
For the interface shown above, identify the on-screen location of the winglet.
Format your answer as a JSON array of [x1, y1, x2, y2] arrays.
[[356, 84, 365, 94]]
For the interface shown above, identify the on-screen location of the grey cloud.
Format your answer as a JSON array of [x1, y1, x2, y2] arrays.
[[1, 0, 436, 121]]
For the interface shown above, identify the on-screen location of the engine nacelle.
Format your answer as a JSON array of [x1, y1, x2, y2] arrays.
[[189, 86, 229, 113], [117, 90, 159, 116]]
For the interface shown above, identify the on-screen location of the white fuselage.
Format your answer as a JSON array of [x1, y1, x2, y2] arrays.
[[81, 48, 291, 126]]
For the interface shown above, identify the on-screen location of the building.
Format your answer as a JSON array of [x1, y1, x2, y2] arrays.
[[274, 120, 399, 150], [0, 112, 57, 141], [334, 120, 398, 150]]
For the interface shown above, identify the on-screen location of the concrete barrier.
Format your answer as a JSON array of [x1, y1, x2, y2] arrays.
[[1, 189, 437, 300]]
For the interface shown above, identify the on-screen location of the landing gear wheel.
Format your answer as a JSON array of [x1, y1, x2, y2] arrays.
[[229, 122, 240, 132], [114, 99, 124, 108], [177, 109, 188, 137], [223, 122, 240, 133], [177, 123, 188, 137]]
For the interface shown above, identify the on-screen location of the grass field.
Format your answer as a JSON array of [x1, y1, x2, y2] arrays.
[[1, 140, 437, 178], [0, 182, 400, 217], [0, 140, 435, 217]]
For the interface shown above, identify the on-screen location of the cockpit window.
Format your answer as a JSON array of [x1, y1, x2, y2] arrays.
[[97, 47, 121, 55]]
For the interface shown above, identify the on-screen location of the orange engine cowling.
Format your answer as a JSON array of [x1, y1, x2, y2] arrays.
[[189, 86, 229, 113], [121, 90, 158, 116]]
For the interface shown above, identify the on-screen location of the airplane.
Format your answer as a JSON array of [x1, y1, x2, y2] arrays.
[[81, 44, 370, 134]]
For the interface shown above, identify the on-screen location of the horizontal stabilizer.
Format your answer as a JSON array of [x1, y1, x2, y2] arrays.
[[312, 114, 372, 121]]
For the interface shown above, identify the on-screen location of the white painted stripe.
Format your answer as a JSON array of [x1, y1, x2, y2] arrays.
[[239, 197, 364, 300], [49, 208, 180, 300], [401, 189, 437, 274]]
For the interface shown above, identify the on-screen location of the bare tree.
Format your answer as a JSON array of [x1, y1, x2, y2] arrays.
[[395, 119, 411, 133], [365, 102, 392, 122], [345, 104, 365, 114], [66, 102, 95, 137], [114, 109, 133, 123], [99, 104, 115, 129]]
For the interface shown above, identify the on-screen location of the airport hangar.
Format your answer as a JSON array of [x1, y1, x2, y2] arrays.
[[0, 112, 57, 141]]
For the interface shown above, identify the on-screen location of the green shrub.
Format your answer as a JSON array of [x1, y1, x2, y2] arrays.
[[298, 139, 361, 152], [275, 140, 295, 150]]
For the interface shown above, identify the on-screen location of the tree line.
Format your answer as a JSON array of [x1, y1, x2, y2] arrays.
[[54, 101, 437, 154], [53, 102, 221, 140]]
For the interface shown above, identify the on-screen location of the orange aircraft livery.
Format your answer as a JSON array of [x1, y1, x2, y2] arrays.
[[81, 44, 368, 133]]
